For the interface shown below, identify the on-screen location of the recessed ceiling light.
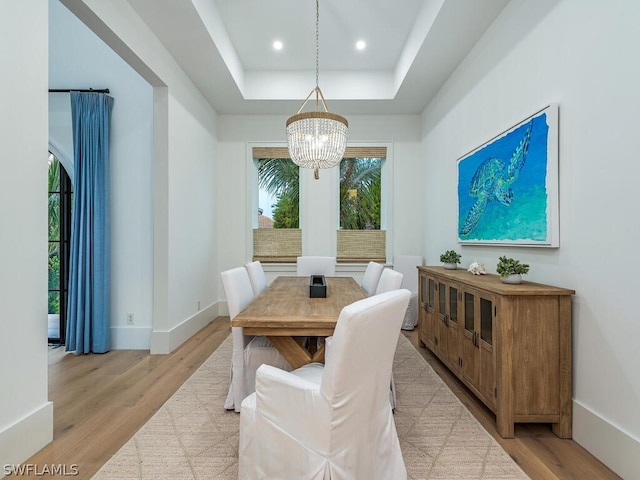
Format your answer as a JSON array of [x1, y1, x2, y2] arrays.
[[273, 40, 283, 51], [355, 40, 366, 50]]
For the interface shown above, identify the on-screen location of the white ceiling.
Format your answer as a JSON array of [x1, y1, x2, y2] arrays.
[[126, 0, 510, 115]]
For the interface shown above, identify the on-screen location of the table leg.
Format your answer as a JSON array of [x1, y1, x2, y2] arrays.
[[267, 336, 314, 369]]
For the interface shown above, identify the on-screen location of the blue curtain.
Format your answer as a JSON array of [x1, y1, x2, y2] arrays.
[[65, 92, 114, 354]]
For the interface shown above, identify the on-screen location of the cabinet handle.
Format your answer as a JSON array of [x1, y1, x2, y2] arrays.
[[472, 331, 479, 348]]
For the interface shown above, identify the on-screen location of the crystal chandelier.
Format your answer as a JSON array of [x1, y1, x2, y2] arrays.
[[286, 0, 348, 179]]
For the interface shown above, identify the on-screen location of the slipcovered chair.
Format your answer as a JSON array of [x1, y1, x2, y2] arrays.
[[369, 268, 404, 409], [239, 289, 411, 480], [221, 267, 291, 412], [296, 256, 336, 276], [245, 260, 267, 297], [360, 261, 384, 296], [374, 268, 404, 294], [393, 255, 424, 330]]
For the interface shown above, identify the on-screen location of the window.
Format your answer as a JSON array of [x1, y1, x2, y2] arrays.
[[258, 157, 299, 229], [252, 148, 301, 262], [339, 157, 381, 230], [337, 147, 386, 263], [48, 153, 72, 344], [250, 145, 388, 263]]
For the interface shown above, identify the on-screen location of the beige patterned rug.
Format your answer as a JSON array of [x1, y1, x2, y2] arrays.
[[92, 334, 530, 480]]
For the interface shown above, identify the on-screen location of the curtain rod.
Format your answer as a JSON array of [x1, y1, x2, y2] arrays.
[[49, 88, 110, 94]]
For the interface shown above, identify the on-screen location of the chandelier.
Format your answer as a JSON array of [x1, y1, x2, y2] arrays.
[[286, 0, 348, 179]]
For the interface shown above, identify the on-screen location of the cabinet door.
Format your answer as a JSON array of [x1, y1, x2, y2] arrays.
[[443, 282, 461, 371], [478, 293, 496, 406], [460, 290, 480, 385], [418, 270, 428, 347], [418, 273, 438, 351], [459, 287, 496, 408], [436, 280, 449, 360]]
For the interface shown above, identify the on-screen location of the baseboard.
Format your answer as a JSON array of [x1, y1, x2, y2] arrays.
[[110, 326, 153, 350], [573, 400, 640, 480], [150, 303, 219, 354], [0, 402, 53, 475]]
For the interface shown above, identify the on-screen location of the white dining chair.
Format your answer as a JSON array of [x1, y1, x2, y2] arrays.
[[361, 261, 384, 296], [239, 289, 411, 480], [245, 260, 267, 296], [374, 268, 404, 294], [369, 267, 405, 409], [221, 266, 291, 412], [393, 255, 423, 330], [296, 256, 336, 276]]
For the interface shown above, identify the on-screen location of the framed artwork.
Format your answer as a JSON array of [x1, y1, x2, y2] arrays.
[[457, 104, 559, 247]]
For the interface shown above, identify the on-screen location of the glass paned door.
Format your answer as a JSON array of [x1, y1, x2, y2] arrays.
[[48, 154, 72, 344]]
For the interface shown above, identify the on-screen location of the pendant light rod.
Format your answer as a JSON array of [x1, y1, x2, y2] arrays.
[[314, 0, 320, 110], [285, 0, 349, 179]]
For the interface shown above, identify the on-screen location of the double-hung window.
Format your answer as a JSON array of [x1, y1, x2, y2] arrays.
[[252, 147, 301, 262], [337, 147, 386, 263]]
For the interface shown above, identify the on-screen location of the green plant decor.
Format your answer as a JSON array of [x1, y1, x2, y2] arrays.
[[439, 250, 462, 264], [496, 256, 530, 277]]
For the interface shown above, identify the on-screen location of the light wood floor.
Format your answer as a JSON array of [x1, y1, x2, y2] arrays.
[[23, 316, 620, 480]]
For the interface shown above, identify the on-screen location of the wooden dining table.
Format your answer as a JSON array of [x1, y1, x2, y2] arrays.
[[231, 276, 367, 368]]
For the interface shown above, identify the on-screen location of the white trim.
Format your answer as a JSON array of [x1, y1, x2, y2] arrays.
[[0, 402, 53, 468], [382, 142, 394, 263], [335, 142, 394, 263], [48, 142, 74, 186], [573, 400, 640, 480], [246, 141, 289, 262], [110, 326, 153, 350], [150, 303, 219, 354]]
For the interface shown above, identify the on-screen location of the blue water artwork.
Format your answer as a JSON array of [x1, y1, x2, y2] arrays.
[[457, 105, 559, 246]]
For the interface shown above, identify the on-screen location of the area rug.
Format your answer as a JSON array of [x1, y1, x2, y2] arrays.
[[92, 334, 530, 480]]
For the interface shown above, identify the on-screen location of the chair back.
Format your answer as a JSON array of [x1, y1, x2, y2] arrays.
[[321, 289, 410, 414], [296, 256, 336, 276], [221, 266, 255, 319], [393, 255, 423, 293], [361, 261, 384, 296], [245, 260, 267, 296], [374, 268, 403, 294]]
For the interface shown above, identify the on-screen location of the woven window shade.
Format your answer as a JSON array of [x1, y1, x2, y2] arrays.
[[337, 230, 386, 263], [253, 146, 386, 159], [253, 229, 302, 263], [253, 147, 387, 263]]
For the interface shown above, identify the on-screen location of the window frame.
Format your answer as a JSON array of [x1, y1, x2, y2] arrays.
[[48, 153, 72, 344], [336, 150, 388, 263], [247, 142, 393, 264]]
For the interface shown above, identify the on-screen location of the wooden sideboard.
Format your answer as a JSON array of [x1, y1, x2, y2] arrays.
[[417, 266, 574, 438]]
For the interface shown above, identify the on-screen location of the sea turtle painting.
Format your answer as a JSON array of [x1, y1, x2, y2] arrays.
[[459, 121, 533, 237]]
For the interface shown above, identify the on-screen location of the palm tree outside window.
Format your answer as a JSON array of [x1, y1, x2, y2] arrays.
[[337, 157, 386, 263], [253, 157, 301, 262]]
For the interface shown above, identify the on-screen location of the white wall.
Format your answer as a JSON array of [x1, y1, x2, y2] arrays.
[[420, 0, 640, 478], [49, 0, 154, 349], [0, 1, 53, 469], [52, 0, 220, 354], [167, 96, 218, 331], [216, 114, 424, 280]]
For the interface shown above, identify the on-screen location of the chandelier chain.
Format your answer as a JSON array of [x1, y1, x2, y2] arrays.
[[315, 0, 320, 107], [285, 0, 348, 179]]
